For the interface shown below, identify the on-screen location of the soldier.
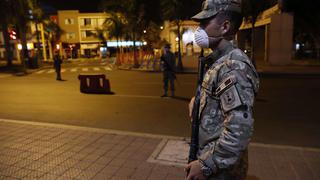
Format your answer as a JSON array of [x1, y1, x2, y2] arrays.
[[53, 51, 62, 81], [160, 44, 176, 97], [186, 0, 260, 179]]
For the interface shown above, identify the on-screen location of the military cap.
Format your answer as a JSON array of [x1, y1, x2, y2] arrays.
[[164, 43, 171, 48], [192, 0, 241, 21]]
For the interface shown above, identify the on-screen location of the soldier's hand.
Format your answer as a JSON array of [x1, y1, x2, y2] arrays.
[[189, 96, 195, 120], [185, 160, 207, 180]]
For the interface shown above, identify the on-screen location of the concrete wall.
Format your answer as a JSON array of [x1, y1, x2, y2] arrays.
[[268, 13, 293, 65]]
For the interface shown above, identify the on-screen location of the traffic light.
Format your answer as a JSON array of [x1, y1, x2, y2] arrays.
[[8, 28, 17, 40]]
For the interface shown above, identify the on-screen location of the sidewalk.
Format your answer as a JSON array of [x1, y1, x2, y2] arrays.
[[0, 119, 319, 180]]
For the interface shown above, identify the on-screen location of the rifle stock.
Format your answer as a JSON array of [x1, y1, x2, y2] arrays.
[[188, 49, 205, 163]]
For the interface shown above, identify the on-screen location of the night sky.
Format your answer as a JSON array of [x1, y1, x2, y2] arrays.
[[39, 0, 102, 12]]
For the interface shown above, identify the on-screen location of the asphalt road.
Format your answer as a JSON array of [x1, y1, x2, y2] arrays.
[[0, 60, 319, 148]]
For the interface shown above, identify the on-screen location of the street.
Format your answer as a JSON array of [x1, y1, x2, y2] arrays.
[[0, 60, 319, 148]]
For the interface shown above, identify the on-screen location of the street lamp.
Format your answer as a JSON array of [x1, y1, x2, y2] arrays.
[[160, 26, 164, 30], [143, 30, 147, 34]]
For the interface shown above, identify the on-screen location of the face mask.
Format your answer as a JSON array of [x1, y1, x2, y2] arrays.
[[194, 27, 209, 48], [194, 27, 225, 48]]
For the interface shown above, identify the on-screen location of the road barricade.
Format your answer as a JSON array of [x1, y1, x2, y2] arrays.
[[78, 74, 113, 94]]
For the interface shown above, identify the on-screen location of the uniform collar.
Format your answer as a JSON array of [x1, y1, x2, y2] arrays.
[[207, 40, 236, 62]]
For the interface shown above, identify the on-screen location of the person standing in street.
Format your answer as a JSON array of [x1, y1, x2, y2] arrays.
[[53, 50, 62, 81], [186, 0, 260, 179], [160, 43, 176, 97]]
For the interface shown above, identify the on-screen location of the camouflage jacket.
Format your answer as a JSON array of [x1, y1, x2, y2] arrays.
[[197, 42, 259, 178]]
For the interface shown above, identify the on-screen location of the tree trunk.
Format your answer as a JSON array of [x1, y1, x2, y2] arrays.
[[133, 32, 139, 68], [35, 23, 41, 60], [251, 18, 257, 68], [2, 23, 13, 67], [18, 26, 28, 72], [177, 21, 183, 71]]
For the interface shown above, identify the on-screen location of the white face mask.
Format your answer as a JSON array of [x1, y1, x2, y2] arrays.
[[194, 27, 209, 48], [194, 27, 225, 48]]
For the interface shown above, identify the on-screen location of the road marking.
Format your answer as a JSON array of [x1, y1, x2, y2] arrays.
[[82, 68, 89, 72], [113, 94, 162, 99], [71, 68, 77, 72], [93, 67, 100, 71], [35, 70, 46, 74], [0, 74, 11, 78], [47, 69, 55, 73], [104, 66, 112, 71], [61, 69, 66, 73]]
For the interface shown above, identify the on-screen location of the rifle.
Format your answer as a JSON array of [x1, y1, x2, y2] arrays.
[[188, 48, 205, 163]]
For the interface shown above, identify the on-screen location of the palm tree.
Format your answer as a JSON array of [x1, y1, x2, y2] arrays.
[[103, 13, 127, 52], [0, 0, 15, 67], [29, 0, 44, 61], [10, 0, 35, 70], [101, 0, 148, 67]]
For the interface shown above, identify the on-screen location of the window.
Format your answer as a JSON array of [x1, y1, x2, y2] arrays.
[[65, 18, 74, 25], [84, 18, 91, 26], [66, 32, 76, 39]]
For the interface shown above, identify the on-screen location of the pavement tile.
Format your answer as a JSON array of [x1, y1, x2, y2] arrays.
[[301, 149, 320, 179], [1, 167, 21, 177], [108, 158, 127, 167], [99, 166, 121, 175], [166, 173, 185, 180], [95, 156, 114, 166], [282, 148, 317, 180], [24, 160, 46, 171], [36, 163, 56, 173], [81, 154, 101, 163], [0, 156, 21, 166], [22, 170, 47, 179], [85, 163, 105, 174], [147, 171, 168, 180], [113, 167, 135, 178], [71, 161, 92, 170], [92, 172, 113, 180], [61, 168, 82, 178], [49, 165, 70, 176], [75, 169, 98, 179], [130, 171, 149, 180], [268, 147, 299, 180], [39, 173, 61, 180]]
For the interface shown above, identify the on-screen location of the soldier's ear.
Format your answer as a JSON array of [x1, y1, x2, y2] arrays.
[[221, 20, 231, 35]]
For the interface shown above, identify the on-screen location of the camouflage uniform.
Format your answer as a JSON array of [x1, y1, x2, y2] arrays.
[[191, 0, 260, 179], [196, 42, 259, 179]]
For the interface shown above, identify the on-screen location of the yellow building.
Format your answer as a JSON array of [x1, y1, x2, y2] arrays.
[[58, 10, 109, 58]]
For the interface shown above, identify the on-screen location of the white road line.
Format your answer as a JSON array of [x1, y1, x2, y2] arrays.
[[82, 68, 89, 72], [70, 68, 77, 72], [0, 118, 319, 153], [104, 67, 112, 71], [47, 69, 55, 73], [0, 74, 11, 78], [35, 70, 46, 74], [61, 69, 66, 73], [93, 67, 100, 71], [113, 94, 162, 99]]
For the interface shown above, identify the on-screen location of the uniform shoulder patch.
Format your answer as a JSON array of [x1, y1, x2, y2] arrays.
[[215, 76, 235, 96], [216, 75, 243, 112], [220, 85, 243, 112]]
